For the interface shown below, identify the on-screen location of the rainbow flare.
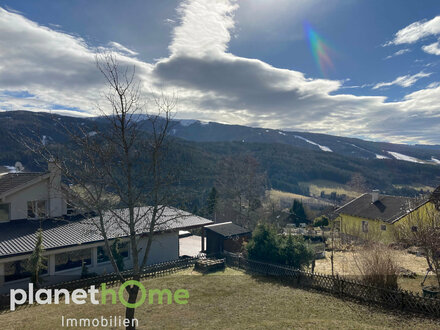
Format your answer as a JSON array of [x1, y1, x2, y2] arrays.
[[304, 22, 334, 76]]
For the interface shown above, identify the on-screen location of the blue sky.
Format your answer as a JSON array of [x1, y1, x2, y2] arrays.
[[1, 0, 440, 144]]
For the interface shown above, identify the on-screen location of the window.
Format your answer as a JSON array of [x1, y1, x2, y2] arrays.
[[4, 259, 47, 282], [97, 241, 130, 263], [55, 248, 91, 272], [381, 224, 387, 231], [27, 200, 47, 219], [0, 203, 10, 222], [362, 221, 369, 233], [411, 226, 418, 232]]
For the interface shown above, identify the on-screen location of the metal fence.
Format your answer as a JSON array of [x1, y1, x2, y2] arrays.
[[0, 256, 199, 312], [223, 252, 440, 318]]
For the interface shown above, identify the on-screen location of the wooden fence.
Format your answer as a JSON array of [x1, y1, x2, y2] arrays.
[[223, 252, 440, 318], [0, 256, 198, 312]]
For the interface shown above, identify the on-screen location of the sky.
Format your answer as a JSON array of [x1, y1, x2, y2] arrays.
[[1, 0, 440, 144]]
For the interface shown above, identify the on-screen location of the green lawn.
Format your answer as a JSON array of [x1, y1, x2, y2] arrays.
[[0, 268, 438, 329]]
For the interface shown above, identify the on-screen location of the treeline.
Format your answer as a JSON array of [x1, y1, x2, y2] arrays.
[[1, 115, 439, 211]]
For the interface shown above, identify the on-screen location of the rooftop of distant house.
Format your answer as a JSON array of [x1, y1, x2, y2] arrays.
[[335, 191, 431, 224], [0, 172, 48, 196]]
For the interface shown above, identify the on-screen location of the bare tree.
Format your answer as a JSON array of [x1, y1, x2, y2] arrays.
[[216, 154, 267, 228], [22, 53, 180, 329], [347, 173, 368, 193]]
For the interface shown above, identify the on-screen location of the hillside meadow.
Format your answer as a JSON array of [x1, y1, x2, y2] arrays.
[[0, 268, 438, 329]]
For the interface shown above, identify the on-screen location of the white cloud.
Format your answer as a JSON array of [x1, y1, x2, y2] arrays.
[[422, 39, 440, 55], [0, 3, 440, 144], [107, 42, 138, 56], [0, 7, 153, 115], [386, 16, 440, 45], [384, 48, 411, 60], [372, 71, 431, 89], [169, 0, 238, 58]]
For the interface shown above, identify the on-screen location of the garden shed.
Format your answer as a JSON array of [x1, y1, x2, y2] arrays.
[[205, 222, 251, 255]]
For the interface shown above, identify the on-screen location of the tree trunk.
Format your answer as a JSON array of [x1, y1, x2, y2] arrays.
[[125, 285, 140, 330]]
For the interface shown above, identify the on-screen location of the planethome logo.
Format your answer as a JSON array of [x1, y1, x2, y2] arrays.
[[10, 281, 189, 311]]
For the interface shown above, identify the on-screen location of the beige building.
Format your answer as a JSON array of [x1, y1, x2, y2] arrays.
[[0, 161, 67, 222]]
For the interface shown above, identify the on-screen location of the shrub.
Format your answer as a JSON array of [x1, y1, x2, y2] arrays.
[[246, 223, 279, 263], [354, 244, 399, 290], [246, 223, 314, 269], [279, 234, 315, 269], [313, 216, 329, 227]]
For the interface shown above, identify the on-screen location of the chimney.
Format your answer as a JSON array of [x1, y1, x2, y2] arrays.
[[48, 160, 63, 218], [371, 189, 380, 203]]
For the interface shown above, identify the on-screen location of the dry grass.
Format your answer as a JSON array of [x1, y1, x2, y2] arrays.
[[301, 180, 360, 199], [314, 247, 438, 293], [268, 189, 331, 207], [0, 268, 438, 329]]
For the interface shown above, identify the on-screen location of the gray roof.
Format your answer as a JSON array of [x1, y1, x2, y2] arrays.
[[0, 207, 212, 258], [205, 222, 251, 238], [0, 172, 46, 195], [335, 193, 427, 224]]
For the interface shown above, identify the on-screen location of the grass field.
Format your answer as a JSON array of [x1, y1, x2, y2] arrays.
[[268, 189, 331, 208], [300, 180, 360, 199], [0, 268, 438, 329]]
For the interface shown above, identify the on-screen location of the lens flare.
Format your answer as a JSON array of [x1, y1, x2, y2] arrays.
[[304, 22, 334, 76]]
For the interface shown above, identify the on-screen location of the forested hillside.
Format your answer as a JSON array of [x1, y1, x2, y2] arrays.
[[1, 111, 439, 207]]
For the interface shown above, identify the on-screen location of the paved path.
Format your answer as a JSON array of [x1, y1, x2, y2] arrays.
[[179, 235, 204, 256]]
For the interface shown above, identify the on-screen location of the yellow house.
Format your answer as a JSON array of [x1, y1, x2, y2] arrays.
[[335, 187, 440, 244]]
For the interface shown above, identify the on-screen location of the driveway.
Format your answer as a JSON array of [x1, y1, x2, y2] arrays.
[[179, 234, 205, 257]]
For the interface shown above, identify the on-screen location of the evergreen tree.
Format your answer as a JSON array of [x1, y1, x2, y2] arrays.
[[111, 238, 125, 271], [279, 234, 315, 269], [206, 187, 218, 219], [26, 228, 47, 287], [246, 223, 314, 269], [246, 223, 279, 263], [81, 260, 90, 279], [288, 200, 308, 225]]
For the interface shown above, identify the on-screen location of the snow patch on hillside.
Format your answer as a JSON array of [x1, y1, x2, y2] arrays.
[[387, 151, 423, 163], [294, 135, 332, 152], [376, 154, 390, 159], [1, 165, 17, 173], [278, 131, 286, 136], [431, 157, 440, 164], [179, 119, 199, 126]]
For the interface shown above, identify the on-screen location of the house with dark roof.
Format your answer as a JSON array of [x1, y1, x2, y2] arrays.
[[0, 161, 67, 222], [0, 206, 212, 292], [205, 222, 251, 255], [0, 162, 213, 292], [335, 189, 438, 243]]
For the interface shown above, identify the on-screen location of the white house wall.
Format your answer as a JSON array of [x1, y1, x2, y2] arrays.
[[137, 231, 179, 265], [2, 178, 67, 220], [0, 231, 179, 293], [4, 180, 49, 220]]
